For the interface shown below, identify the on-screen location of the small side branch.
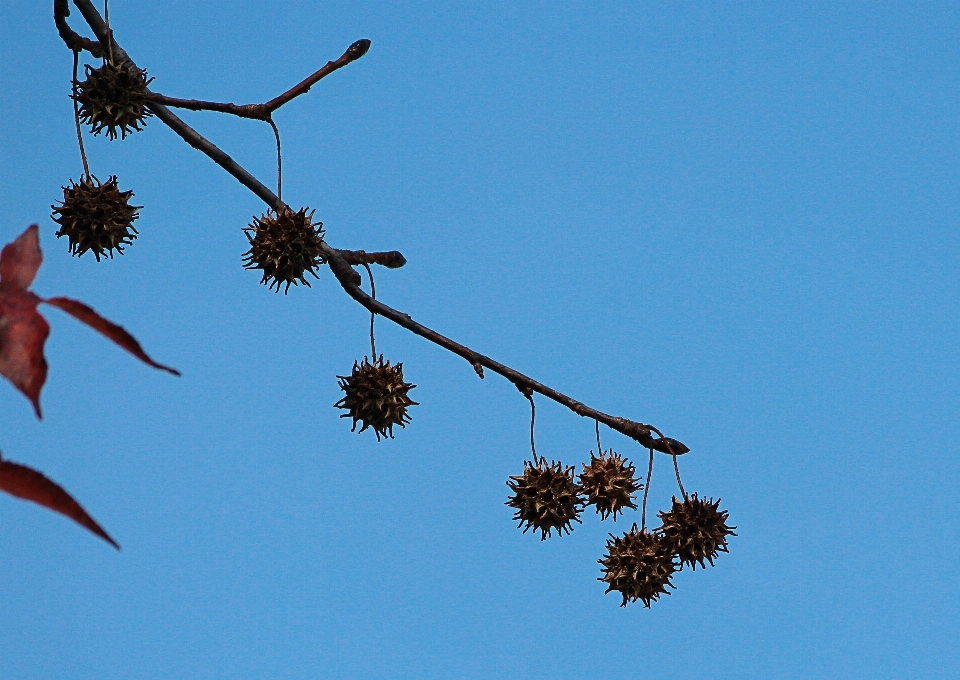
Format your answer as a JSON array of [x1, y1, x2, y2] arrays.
[[55, 0, 104, 57], [143, 95, 272, 121], [145, 39, 371, 121], [339, 250, 407, 269], [63, 0, 689, 457]]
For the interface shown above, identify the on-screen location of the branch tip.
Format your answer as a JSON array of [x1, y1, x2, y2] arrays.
[[346, 39, 371, 62]]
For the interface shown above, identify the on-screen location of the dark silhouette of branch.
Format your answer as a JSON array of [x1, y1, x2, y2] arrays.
[[61, 0, 689, 456], [54, 0, 104, 57], [339, 250, 407, 269], [144, 40, 371, 121]]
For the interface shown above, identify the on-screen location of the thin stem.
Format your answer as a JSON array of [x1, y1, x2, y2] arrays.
[[595, 419, 602, 455], [63, 0, 691, 458], [72, 50, 90, 178], [641, 447, 654, 530], [362, 263, 376, 359], [672, 454, 688, 501], [103, 0, 113, 63], [526, 392, 539, 465], [268, 117, 282, 203]]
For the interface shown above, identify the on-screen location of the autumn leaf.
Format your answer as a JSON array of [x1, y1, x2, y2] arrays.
[[0, 450, 119, 549], [0, 225, 179, 418]]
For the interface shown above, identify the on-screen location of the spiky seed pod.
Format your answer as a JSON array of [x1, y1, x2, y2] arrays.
[[579, 448, 641, 520], [335, 355, 418, 440], [506, 458, 583, 540], [599, 524, 677, 607], [51, 175, 140, 261], [657, 494, 737, 570], [242, 207, 326, 293], [73, 60, 153, 140]]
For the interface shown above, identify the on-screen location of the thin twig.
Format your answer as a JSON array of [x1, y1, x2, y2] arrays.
[[144, 39, 371, 121], [672, 454, 688, 502], [595, 420, 602, 455], [72, 50, 90, 178], [641, 448, 654, 530], [103, 0, 113, 63], [64, 0, 690, 457], [362, 263, 376, 359], [338, 249, 407, 269], [525, 390, 539, 465], [143, 94, 271, 120], [261, 39, 370, 112], [268, 117, 282, 202]]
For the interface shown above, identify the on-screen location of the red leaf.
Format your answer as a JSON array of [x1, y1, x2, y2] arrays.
[[44, 297, 181, 376], [0, 225, 42, 290], [0, 226, 180, 417], [0, 452, 119, 549], [0, 286, 48, 418]]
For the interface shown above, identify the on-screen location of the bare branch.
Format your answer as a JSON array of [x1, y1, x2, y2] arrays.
[[261, 39, 371, 112], [339, 250, 407, 269], [143, 95, 271, 121], [144, 39, 371, 121], [54, 0, 104, 57], [64, 0, 689, 456]]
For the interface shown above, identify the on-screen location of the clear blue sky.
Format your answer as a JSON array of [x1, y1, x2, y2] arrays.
[[2, 1, 960, 678]]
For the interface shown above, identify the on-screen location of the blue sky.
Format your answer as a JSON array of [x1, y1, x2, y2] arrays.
[[2, 1, 960, 678]]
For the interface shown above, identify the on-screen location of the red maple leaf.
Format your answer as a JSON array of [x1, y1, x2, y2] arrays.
[[0, 450, 119, 549], [0, 224, 179, 418]]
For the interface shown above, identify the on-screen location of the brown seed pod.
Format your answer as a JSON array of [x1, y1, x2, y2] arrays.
[[657, 494, 737, 570], [73, 60, 153, 140], [242, 207, 326, 293], [506, 458, 583, 540], [599, 524, 677, 607], [579, 448, 641, 520], [51, 175, 140, 261], [335, 355, 418, 441]]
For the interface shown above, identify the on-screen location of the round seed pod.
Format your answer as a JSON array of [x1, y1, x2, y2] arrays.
[[335, 355, 418, 440], [658, 494, 737, 570], [73, 60, 153, 140], [579, 448, 641, 520], [599, 524, 677, 607], [506, 458, 583, 540], [51, 175, 140, 261], [242, 207, 326, 293]]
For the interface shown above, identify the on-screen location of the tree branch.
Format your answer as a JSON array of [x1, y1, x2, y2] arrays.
[[339, 250, 407, 269], [144, 39, 371, 121], [63, 0, 689, 456], [54, 0, 104, 57]]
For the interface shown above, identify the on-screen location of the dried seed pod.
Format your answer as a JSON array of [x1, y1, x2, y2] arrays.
[[658, 494, 736, 570], [506, 458, 583, 540], [73, 60, 153, 140], [51, 175, 140, 261], [335, 355, 418, 440], [242, 207, 326, 293], [579, 448, 641, 520], [599, 524, 677, 607]]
